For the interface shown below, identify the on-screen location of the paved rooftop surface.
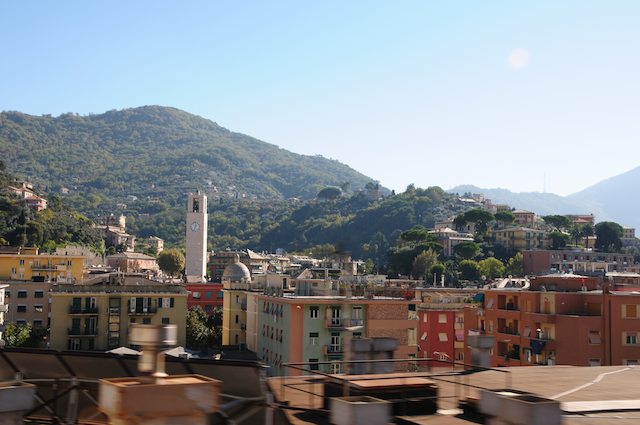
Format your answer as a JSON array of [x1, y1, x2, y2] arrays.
[[268, 365, 640, 424]]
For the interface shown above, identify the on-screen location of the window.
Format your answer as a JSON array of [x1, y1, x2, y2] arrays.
[[16, 320, 26, 326], [34, 291, 44, 298], [130, 318, 136, 323], [588, 331, 601, 345], [438, 314, 447, 323], [193, 292, 201, 299], [589, 359, 601, 367], [486, 298, 494, 309], [310, 306, 319, 319], [236, 295, 240, 304], [457, 352, 464, 361], [33, 320, 43, 328], [142, 318, 151, 324], [68, 338, 81, 351], [4, 291, 9, 298], [625, 304, 638, 319], [17, 305, 27, 313], [423, 314, 427, 323], [438, 333, 448, 342], [626, 359, 639, 366], [625, 332, 637, 345], [34, 305, 43, 313], [17, 291, 27, 298], [217, 291, 224, 299], [206, 291, 212, 298], [309, 332, 319, 345], [235, 314, 239, 324], [309, 359, 319, 371], [161, 317, 170, 325]]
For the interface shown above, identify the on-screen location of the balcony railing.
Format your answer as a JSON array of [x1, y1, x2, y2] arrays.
[[68, 328, 97, 336], [69, 306, 99, 315], [497, 328, 520, 336], [325, 344, 343, 354], [325, 318, 343, 329], [349, 319, 364, 327], [128, 306, 158, 315]]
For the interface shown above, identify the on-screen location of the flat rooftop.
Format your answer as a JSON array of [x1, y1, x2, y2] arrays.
[[269, 365, 640, 425]]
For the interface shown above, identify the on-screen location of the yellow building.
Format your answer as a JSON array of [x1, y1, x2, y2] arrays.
[[0, 247, 85, 283], [492, 227, 547, 252], [49, 273, 187, 351], [222, 257, 253, 346]]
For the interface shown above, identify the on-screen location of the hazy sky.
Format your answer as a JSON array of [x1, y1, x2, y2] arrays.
[[1, 1, 639, 196]]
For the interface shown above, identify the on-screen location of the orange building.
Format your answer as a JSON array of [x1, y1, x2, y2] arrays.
[[468, 274, 640, 367]]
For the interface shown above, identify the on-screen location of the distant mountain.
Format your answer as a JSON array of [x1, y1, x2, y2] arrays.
[[568, 166, 640, 230], [0, 106, 378, 205], [448, 175, 640, 229]]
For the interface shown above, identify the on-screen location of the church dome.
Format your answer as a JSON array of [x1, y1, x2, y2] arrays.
[[222, 257, 251, 283]]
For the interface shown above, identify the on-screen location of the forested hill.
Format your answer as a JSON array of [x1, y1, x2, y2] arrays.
[[0, 106, 376, 205]]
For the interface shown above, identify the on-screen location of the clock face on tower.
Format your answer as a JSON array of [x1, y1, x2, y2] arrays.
[[190, 222, 200, 232]]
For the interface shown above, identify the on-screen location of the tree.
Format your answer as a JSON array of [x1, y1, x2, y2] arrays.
[[494, 211, 516, 226], [542, 215, 571, 230], [582, 224, 594, 249], [399, 226, 431, 243], [429, 263, 445, 285], [186, 306, 217, 351], [411, 249, 439, 280], [3, 323, 32, 347], [463, 209, 494, 234], [478, 257, 506, 280], [459, 260, 480, 281], [595, 221, 624, 252], [548, 231, 570, 250], [158, 248, 185, 277], [453, 241, 481, 260], [569, 224, 583, 247], [317, 186, 342, 200], [506, 252, 524, 277]]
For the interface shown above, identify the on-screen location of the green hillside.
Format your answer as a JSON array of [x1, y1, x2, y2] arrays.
[[0, 106, 376, 206]]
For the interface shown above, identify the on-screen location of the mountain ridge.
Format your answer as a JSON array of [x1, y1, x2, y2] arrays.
[[450, 165, 639, 230], [0, 106, 380, 205]]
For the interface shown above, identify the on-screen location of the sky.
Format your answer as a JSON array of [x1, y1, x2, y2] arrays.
[[1, 1, 639, 196]]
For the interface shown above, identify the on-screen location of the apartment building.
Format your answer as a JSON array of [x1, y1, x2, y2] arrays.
[[523, 249, 635, 276], [106, 252, 158, 273], [512, 210, 536, 226], [253, 291, 418, 376], [492, 227, 546, 252], [470, 274, 640, 368], [428, 228, 474, 257], [415, 288, 481, 366], [186, 282, 224, 313], [49, 273, 187, 351], [0, 247, 84, 283], [4, 280, 50, 330]]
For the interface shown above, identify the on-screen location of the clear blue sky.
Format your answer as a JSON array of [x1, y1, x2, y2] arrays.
[[1, 1, 639, 196]]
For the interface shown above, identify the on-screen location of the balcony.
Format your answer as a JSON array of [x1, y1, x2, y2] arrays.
[[325, 318, 344, 329], [349, 319, 364, 327], [497, 328, 520, 337], [31, 264, 58, 271], [69, 306, 99, 315], [68, 328, 97, 336], [325, 344, 343, 354], [128, 306, 158, 315]]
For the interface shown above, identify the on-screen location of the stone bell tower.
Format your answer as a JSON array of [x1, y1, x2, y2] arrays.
[[185, 192, 208, 283]]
